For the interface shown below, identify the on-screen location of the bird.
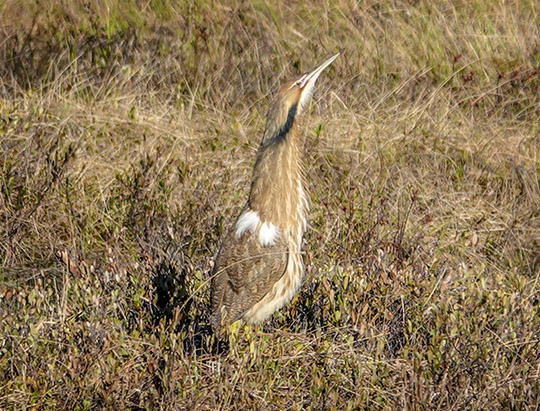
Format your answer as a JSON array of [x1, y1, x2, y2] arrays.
[[209, 53, 339, 333]]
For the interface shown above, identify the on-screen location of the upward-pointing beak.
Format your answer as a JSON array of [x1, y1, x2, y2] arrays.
[[297, 52, 340, 90], [296, 52, 339, 112]]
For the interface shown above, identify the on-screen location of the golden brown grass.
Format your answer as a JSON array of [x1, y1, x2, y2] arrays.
[[1, 0, 539, 409]]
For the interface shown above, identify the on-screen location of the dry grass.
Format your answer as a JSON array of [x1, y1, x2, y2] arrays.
[[1, 0, 539, 409]]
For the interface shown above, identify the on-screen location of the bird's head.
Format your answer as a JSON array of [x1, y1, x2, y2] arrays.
[[262, 53, 339, 144]]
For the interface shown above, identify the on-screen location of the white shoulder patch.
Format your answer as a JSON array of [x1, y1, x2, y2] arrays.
[[258, 221, 279, 246], [235, 210, 260, 238], [235, 209, 279, 246]]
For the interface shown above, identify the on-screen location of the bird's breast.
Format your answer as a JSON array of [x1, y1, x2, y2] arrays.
[[235, 180, 308, 249]]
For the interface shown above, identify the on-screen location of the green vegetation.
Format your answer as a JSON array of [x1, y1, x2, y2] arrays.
[[1, 0, 539, 408]]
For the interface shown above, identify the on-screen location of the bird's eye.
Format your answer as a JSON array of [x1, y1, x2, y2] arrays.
[[295, 80, 302, 87]]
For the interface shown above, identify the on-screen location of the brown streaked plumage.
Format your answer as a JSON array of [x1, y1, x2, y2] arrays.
[[210, 53, 339, 333]]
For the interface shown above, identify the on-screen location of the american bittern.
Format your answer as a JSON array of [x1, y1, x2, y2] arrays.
[[210, 53, 339, 333]]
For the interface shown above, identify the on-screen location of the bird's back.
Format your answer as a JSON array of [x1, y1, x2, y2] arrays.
[[209, 216, 289, 331]]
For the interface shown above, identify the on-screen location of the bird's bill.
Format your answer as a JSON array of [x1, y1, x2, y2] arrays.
[[297, 52, 340, 90], [296, 52, 339, 111]]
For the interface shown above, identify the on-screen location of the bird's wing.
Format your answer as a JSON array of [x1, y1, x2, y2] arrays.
[[210, 227, 288, 328]]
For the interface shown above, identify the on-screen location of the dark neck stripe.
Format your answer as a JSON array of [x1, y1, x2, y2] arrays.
[[270, 103, 297, 143]]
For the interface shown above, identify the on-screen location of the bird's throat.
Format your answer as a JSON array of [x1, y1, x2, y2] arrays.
[[248, 121, 306, 235]]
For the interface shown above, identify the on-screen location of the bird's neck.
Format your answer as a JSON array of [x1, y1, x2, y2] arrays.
[[247, 123, 308, 235]]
